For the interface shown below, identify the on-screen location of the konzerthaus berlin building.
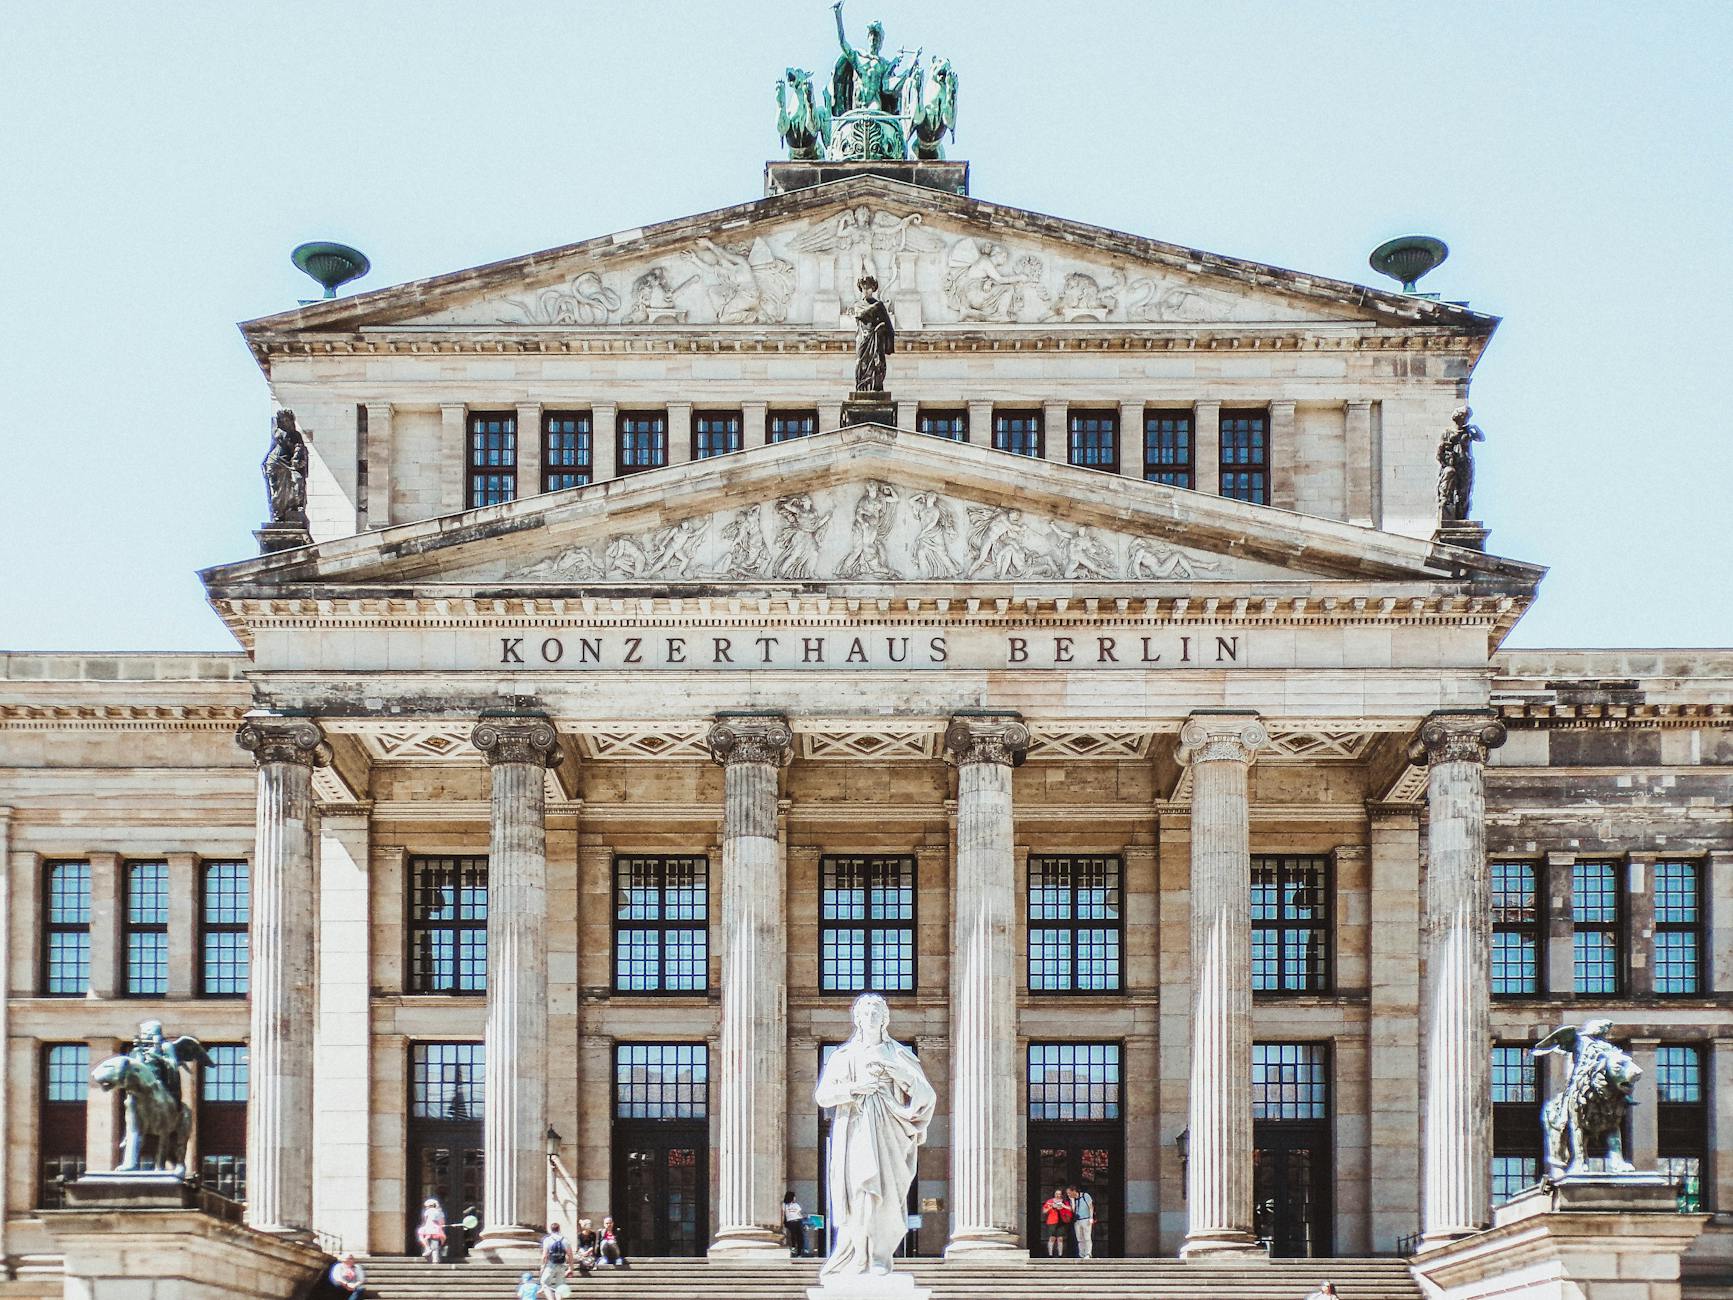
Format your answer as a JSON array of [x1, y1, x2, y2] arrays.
[[2, 141, 1730, 1275]]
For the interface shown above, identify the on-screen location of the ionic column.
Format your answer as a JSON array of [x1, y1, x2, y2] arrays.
[[706, 714, 794, 1260], [1413, 709, 1505, 1250], [235, 717, 331, 1234], [472, 716, 563, 1260], [1178, 711, 1267, 1259], [943, 713, 1029, 1259]]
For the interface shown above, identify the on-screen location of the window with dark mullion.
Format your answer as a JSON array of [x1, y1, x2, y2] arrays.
[[1251, 855, 1331, 993], [917, 409, 967, 441], [1027, 1042, 1121, 1121], [820, 855, 915, 994], [201, 860, 250, 996], [1572, 860, 1623, 994], [408, 856, 488, 994], [1028, 854, 1122, 992], [1251, 1042, 1329, 1119], [614, 1043, 708, 1119], [124, 860, 169, 996], [1143, 410, 1194, 487], [543, 411, 592, 491], [1219, 409, 1269, 503], [198, 1044, 248, 1200], [992, 409, 1042, 458], [1491, 1045, 1541, 1203], [1491, 860, 1542, 997], [768, 410, 818, 443], [466, 411, 517, 506], [694, 410, 743, 459], [1653, 859, 1703, 995], [38, 1044, 88, 1207], [614, 855, 709, 993], [1657, 1044, 1708, 1210], [42, 860, 91, 996], [1067, 409, 1118, 472], [618, 411, 668, 472]]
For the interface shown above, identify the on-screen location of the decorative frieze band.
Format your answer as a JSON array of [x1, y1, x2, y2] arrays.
[[470, 716, 562, 768], [1176, 713, 1268, 767], [1410, 710, 1507, 766], [943, 714, 1030, 769], [235, 717, 331, 769], [706, 715, 794, 768]]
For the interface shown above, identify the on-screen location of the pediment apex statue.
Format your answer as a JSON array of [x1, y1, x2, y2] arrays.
[[813, 994, 935, 1289]]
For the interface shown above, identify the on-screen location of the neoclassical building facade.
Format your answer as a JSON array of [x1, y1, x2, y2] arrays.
[[2, 159, 1728, 1276]]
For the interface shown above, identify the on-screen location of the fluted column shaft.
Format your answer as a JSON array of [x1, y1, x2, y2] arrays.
[[1416, 711, 1505, 1249], [236, 718, 330, 1235], [707, 716, 793, 1260], [1178, 713, 1267, 1259], [944, 714, 1029, 1259], [473, 717, 562, 1259]]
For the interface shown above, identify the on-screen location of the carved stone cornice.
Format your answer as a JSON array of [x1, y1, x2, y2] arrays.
[[943, 714, 1030, 769], [471, 716, 562, 768], [706, 715, 794, 768], [1176, 713, 1268, 767], [235, 717, 331, 769], [1409, 710, 1507, 767]]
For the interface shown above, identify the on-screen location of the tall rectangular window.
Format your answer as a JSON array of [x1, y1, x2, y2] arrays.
[[42, 860, 91, 996], [1219, 409, 1269, 503], [1028, 854, 1122, 993], [615, 1043, 708, 1119], [1491, 1045, 1541, 1203], [124, 860, 169, 996], [693, 410, 743, 459], [38, 1044, 88, 1207], [1653, 859, 1702, 995], [1027, 1043, 1121, 1121], [201, 860, 250, 997], [992, 410, 1042, 458], [198, 1044, 248, 1200], [917, 409, 967, 441], [820, 855, 915, 994], [408, 856, 488, 995], [466, 411, 517, 506], [614, 855, 709, 994], [1491, 860, 1541, 997], [1251, 855, 1331, 993], [543, 411, 592, 491], [767, 410, 818, 443], [1573, 859, 1623, 994], [1067, 409, 1118, 472], [1143, 410, 1194, 487], [1656, 1044, 1708, 1211], [412, 1042, 486, 1121], [1251, 1043, 1329, 1120], [618, 411, 668, 473]]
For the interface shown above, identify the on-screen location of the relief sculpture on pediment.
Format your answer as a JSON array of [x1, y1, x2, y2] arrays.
[[681, 237, 796, 324], [836, 480, 901, 579], [943, 238, 1051, 322], [773, 492, 833, 578], [907, 491, 959, 578], [621, 267, 692, 324], [503, 271, 621, 325], [717, 505, 772, 577]]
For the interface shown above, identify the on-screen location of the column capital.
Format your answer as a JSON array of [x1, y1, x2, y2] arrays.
[[707, 714, 793, 767], [471, 716, 562, 768], [1177, 712, 1267, 766], [943, 714, 1029, 768], [1410, 710, 1506, 766], [236, 717, 330, 768]]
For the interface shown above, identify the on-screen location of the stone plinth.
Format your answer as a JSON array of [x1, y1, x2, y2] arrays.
[[62, 1172, 196, 1210], [1435, 520, 1490, 552], [808, 1272, 933, 1300], [40, 1205, 328, 1300], [765, 158, 969, 196], [253, 524, 312, 555], [842, 392, 896, 429], [1413, 1178, 1707, 1300]]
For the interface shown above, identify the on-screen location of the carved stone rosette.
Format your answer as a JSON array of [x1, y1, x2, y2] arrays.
[[1176, 714, 1269, 767], [471, 717, 562, 769], [706, 715, 794, 768], [235, 717, 330, 768], [1411, 711, 1507, 766], [942, 716, 1031, 768]]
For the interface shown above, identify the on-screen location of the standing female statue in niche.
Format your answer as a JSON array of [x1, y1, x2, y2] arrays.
[[852, 274, 895, 393], [814, 994, 935, 1281]]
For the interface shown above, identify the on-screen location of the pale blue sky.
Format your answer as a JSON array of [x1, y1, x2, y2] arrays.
[[2, 2, 1728, 650]]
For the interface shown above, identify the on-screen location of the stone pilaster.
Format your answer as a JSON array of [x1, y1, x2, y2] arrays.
[[942, 713, 1029, 1259], [706, 714, 794, 1260], [313, 808, 374, 1253], [516, 402, 543, 497], [471, 716, 562, 1261], [1193, 401, 1221, 495], [439, 403, 467, 513], [1413, 709, 1506, 1250], [1042, 400, 1068, 464], [235, 717, 331, 1234], [1176, 712, 1267, 1259]]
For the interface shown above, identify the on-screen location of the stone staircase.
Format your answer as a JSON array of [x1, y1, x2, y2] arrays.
[[358, 1256, 1424, 1300]]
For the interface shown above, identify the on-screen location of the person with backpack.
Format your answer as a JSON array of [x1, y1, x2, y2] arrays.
[[1068, 1184, 1095, 1260], [1040, 1187, 1073, 1257], [539, 1222, 571, 1298]]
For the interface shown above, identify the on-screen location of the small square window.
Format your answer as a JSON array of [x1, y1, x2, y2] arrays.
[[992, 410, 1042, 458], [768, 410, 819, 443], [917, 410, 967, 442]]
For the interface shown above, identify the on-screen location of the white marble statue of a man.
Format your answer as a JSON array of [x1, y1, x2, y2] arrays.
[[814, 993, 936, 1283]]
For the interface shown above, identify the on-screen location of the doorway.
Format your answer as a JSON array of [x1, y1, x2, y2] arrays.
[[406, 1042, 485, 1252], [609, 1043, 710, 1257], [1024, 1043, 1124, 1257], [1251, 1042, 1333, 1257]]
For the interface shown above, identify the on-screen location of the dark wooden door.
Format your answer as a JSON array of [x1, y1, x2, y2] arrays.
[[612, 1122, 708, 1257], [1025, 1124, 1123, 1257], [407, 1121, 483, 1253], [1253, 1124, 1332, 1258]]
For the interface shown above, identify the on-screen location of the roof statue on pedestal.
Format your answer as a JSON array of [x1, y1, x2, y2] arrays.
[[91, 1020, 213, 1176], [1437, 405, 1485, 524]]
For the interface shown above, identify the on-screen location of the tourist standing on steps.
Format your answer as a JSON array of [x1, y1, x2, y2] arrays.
[[598, 1216, 629, 1267], [416, 1198, 447, 1263], [539, 1222, 571, 1298], [329, 1252, 366, 1299], [783, 1190, 806, 1257], [1041, 1187, 1073, 1257], [1068, 1184, 1095, 1260]]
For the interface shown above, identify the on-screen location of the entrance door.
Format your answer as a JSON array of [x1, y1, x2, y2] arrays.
[[407, 1042, 485, 1252], [613, 1124, 709, 1257], [1251, 1042, 1332, 1258], [1026, 1126, 1123, 1257]]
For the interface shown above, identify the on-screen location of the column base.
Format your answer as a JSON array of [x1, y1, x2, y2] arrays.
[[708, 1225, 791, 1262], [474, 1225, 542, 1265], [1179, 1229, 1267, 1260], [942, 1229, 1027, 1262]]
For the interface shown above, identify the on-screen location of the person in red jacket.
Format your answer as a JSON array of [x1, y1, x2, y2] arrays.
[[1040, 1187, 1074, 1257]]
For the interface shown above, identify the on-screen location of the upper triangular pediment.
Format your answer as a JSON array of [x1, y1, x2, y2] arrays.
[[203, 426, 1541, 606], [242, 176, 1494, 343]]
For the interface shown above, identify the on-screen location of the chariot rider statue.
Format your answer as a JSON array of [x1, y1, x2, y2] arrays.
[[829, 2, 919, 159]]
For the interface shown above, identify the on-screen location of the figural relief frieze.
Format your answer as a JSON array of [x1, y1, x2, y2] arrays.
[[494, 482, 1245, 585]]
